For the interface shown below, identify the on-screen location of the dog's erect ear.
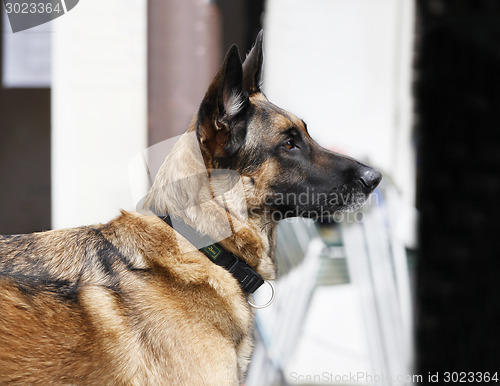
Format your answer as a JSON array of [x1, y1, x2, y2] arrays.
[[197, 45, 247, 160], [242, 30, 264, 94]]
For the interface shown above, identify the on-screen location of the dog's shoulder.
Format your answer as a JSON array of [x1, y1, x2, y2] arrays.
[[114, 211, 244, 294], [0, 208, 237, 300], [0, 211, 243, 297]]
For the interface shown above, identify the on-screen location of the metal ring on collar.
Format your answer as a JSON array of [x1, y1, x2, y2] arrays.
[[247, 280, 275, 309]]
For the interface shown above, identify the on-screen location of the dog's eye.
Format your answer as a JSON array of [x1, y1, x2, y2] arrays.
[[283, 139, 297, 150]]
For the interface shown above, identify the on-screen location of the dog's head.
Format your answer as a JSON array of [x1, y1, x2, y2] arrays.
[[195, 31, 381, 221]]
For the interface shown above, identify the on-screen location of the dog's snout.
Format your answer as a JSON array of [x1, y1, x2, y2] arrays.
[[358, 168, 382, 191]]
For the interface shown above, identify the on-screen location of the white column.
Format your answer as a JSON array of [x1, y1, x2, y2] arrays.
[[51, 0, 147, 229]]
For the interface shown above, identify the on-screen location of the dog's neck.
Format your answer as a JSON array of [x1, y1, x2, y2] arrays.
[[216, 213, 277, 281], [143, 132, 277, 281]]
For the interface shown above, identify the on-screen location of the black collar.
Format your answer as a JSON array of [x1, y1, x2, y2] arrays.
[[159, 215, 264, 294]]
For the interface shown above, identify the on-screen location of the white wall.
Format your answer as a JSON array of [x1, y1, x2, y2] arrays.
[[51, 0, 147, 229], [264, 0, 416, 242], [263, 1, 417, 381]]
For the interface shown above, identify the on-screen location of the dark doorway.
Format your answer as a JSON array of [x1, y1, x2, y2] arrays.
[[416, 0, 500, 372], [0, 10, 51, 234]]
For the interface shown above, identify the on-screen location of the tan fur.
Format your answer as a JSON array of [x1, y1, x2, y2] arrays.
[[0, 211, 253, 384]]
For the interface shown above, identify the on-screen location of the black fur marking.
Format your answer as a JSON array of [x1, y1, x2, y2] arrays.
[[0, 235, 50, 278], [2, 273, 80, 302], [93, 229, 148, 274], [237, 146, 272, 174], [222, 104, 251, 159]]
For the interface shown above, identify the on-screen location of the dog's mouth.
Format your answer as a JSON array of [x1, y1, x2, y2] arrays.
[[329, 187, 372, 213], [306, 185, 373, 217], [255, 166, 382, 221], [262, 183, 378, 221], [305, 168, 382, 217]]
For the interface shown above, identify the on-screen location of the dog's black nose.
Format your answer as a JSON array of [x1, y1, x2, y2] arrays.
[[359, 168, 382, 191]]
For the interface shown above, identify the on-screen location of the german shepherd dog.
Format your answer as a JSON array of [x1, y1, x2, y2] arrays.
[[0, 31, 381, 384]]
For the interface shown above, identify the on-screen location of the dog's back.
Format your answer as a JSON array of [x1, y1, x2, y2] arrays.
[[0, 212, 252, 384]]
